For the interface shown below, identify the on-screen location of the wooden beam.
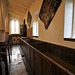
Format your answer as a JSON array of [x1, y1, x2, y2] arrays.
[[8, 0, 28, 10], [8, 9, 24, 17], [9, 15, 23, 19], [8, 12, 23, 19], [8, 7, 25, 15]]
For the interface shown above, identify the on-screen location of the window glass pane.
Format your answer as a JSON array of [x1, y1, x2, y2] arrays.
[[36, 21, 38, 36], [73, 0, 75, 38], [11, 20, 15, 34], [64, 0, 73, 38], [15, 20, 19, 34], [33, 11, 38, 37], [33, 22, 37, 36], [10, 20, 19, 34]]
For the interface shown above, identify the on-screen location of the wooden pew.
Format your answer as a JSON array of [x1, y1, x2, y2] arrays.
[[0, 49, 2, 75], [0, 42, 9, 75], [20, 37, 75, 75]]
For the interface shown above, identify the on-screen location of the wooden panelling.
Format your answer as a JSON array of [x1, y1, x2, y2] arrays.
[[5, 32, 9, 42], [20, 37, 75, 75], [0, 42, 10, 75], [56, 66, 69, 75], [30, 48, 35, 75], [27, 27, 33, 38], [35, 52, 42, 75], [41, 58, 53, 75], [28, 47, 31, 66]]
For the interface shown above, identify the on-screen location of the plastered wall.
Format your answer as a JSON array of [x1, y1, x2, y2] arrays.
[[0, 0, 7, 42], [24, 0, 75, 49]]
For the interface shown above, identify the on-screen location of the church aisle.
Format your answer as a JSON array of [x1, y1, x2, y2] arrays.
[[10, 45, 28, 75]]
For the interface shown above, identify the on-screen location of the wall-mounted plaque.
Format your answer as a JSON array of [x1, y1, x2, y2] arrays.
[[27, 11, 32, 27], [39, 0, 62, 30]]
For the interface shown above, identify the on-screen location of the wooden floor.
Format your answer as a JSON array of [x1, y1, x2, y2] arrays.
[[10, 45, 28, 75]]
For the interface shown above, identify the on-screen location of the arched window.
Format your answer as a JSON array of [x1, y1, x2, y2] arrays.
[[10, 19, 19, 34]]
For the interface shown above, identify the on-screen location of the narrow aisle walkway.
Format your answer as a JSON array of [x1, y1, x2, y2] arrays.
[[10, 45, 28, 75]]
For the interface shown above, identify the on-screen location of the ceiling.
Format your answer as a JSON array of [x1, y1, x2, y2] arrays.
[[7, 0, 35, 19]]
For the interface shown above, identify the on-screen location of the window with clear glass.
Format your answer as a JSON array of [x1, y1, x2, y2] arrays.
[[10, 20, 19, 34], [33, 21, 38, 36], [64, 0, 75, 39], [73, 0, 75, 38], [33, 12, 38, 37]]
